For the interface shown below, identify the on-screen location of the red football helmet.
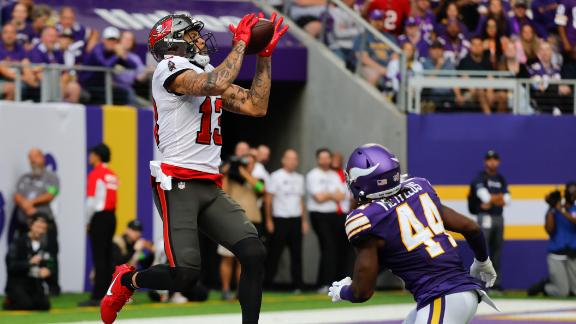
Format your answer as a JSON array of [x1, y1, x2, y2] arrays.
[[148, 14, 216, 63]]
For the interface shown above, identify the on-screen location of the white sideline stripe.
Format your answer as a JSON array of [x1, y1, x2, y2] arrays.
[[66, 299, 576, 324]]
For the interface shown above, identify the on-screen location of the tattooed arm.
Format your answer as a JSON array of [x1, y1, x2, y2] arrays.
[[167, 41, 247, 96], [221, 56, 272, 117]]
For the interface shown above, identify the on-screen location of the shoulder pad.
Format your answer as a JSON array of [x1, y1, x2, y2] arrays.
[[345, 202, 389, 242]]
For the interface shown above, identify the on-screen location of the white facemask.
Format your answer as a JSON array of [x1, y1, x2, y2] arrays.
[[191, 54, 210, 67]]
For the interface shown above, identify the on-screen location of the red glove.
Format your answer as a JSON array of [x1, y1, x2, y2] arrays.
[[229, 13, 259, 46], [258, 12, 289, 57]]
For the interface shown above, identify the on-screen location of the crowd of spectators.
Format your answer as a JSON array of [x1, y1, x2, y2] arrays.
[[0, 0, 150, 105], [292, 0, 576, 113]]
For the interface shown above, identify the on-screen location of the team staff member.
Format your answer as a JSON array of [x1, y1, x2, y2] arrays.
[[469, 150, 511, 292], [13, 148, 60, 295], [265, 149, 308, 291], [79, 143, 119, 307], [306, 148, 346, 291]]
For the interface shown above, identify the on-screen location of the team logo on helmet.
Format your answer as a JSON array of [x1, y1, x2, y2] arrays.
[[347, 163, 380, 183]]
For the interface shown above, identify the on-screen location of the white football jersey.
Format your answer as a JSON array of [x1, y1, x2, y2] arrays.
[[151, 55, 222, 174]]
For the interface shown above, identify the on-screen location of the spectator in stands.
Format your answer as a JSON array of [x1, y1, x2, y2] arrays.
[[353, 9, 393, 90], [469, 150, 510, 292], [409, 0, 436, 42], [398, 17, 430, 60], [361, 0, 410, 35], [27, 26, 81, 103], [58, 29, 84, 67], [114, 31, 146, 106], [475, 0, 512, 37], [3, 213, 53, 311], [515, 24, 541, 64], [440, 19, 470, 66], [325, 0, 362, 69], [219, 152, 264, 300], [0, 23, 35, 100], [112, 220, 154, 270], [561, 46, 576, 79], [387, 42, 423, 93], [455, 36, 494, 114], [528, 42, 573, 113], [480, 17, 509, 69], [265, 149, 307, 292], [1, 0, 32, 24], [290, 0, 327, 38], [80, 143, 118, 307], [509, 0, 534, 37], [10, 3, 34, 46], [421, 40, 456, 111], [80, 26, 137, 105], [459, 0, 482, 33], [56, 6, 98, 54], [435, 2, 470, 38], [531, 0, 558, 38], [498, 40, 531, 78], [556, 0, 576, 54], [306, 148, 346, 292], [528, 187, 576, 297], [494, 42, 531, 112], [27, 5, 51, 48], [13, 148, 60, 295]]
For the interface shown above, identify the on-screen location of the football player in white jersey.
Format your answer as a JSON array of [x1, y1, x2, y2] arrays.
[[100, 13, 288, 324]]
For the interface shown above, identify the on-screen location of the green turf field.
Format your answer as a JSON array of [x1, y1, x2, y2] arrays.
[[0, 290, 568, 324]]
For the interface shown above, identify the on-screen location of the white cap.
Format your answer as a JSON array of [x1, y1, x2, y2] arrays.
[[102, 26, 120, 40]]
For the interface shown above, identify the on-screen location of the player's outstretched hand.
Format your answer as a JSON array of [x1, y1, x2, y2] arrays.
[[328, 276, 352, 302], [257, 12, 289, 57], [470, 258, 497, 288], [229, 13, 259, 46]]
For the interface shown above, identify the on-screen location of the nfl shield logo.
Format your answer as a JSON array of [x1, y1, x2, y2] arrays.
[[377, 179, 388, 186], [178, 182, 186, 190]]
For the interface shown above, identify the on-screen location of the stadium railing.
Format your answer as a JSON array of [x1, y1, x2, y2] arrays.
[[257, 0, 408, 110], [3, 62, 122, 104], [408, 70, 576, 115]]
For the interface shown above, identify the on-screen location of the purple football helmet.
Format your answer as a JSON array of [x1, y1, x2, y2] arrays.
[[345, 144, 401, 200]]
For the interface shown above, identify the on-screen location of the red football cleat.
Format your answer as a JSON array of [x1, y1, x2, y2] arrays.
[[100, 264, 135, 324]]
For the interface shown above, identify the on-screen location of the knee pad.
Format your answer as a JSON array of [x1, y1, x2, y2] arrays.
[[170, 266, 200, 292], [231, 237, 266, 269]]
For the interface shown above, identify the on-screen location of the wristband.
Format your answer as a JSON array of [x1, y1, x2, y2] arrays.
[[253, 180, 264, 194]]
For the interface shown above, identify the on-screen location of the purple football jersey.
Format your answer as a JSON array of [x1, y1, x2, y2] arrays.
[[345, 177, 481, 309], [556, 0, 576, 46]]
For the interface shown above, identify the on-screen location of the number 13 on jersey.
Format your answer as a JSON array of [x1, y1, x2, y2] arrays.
[[397, 193, 457, 258], [196, 97, 223, 146]]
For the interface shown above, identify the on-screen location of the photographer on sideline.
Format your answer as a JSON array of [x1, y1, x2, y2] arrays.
[[3, 214, 54, 311], [528, 183, 576, 296], [112, 220, 154, 269], [218, 152, 265, 300]]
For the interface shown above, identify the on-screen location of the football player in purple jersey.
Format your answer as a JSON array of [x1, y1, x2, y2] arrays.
[[328, 144, 499, 323]]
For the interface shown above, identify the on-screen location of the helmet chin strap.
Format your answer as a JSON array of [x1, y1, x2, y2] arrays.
[[190, 53, 210, 67]]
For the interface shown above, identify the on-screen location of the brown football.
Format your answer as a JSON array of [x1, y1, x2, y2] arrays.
[[245, 18, 274, 55]]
